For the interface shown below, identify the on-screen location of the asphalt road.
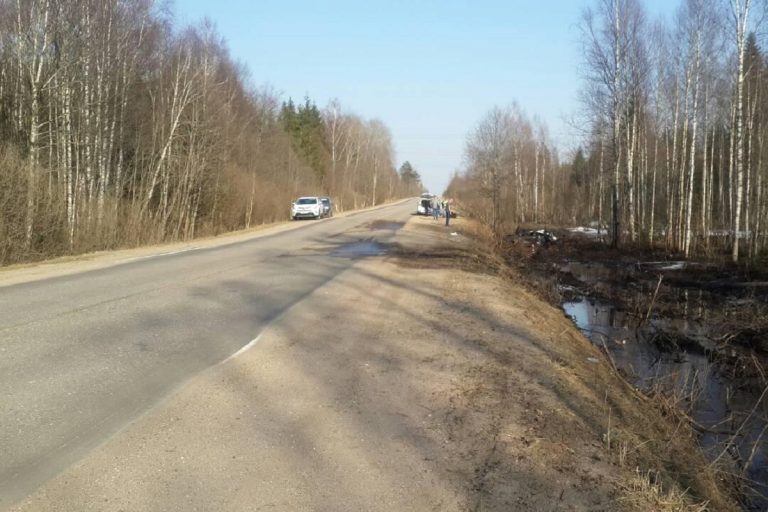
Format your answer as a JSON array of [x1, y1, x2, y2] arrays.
[[0, 199, 415, 510]]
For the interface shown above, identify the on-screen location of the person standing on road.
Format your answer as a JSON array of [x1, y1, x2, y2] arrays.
[[432, 198, 440, 221], [444, 200, 451, 226]]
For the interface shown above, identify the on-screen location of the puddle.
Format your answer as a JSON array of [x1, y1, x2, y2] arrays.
[[559, 265, 768, 509], [368, 220, 405, 231], [330, 241, 388, 259]]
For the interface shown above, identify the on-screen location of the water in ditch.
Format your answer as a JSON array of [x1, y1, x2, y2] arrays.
[[559, 262, 768, 509]]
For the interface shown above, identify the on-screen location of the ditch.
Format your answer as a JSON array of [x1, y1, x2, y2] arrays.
[[508, 230, 768, 510]]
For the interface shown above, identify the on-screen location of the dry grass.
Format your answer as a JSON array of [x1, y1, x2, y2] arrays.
[[619, 469, 710, 512]]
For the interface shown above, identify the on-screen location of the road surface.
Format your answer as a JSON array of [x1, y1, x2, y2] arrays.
[[0, 200, 414, 509]]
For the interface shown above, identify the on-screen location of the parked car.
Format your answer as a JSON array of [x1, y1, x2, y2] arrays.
[[320, 197, 333, 218], [417, 193, 436, 215], [417, 198, 431, 215], [291, 196, 323, 220]]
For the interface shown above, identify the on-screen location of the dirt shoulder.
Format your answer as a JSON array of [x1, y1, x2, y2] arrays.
[[0, 199, 409, 289], [11, 216, 736, 511]]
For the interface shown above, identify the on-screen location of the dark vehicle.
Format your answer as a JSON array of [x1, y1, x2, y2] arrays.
[[517, 228, 557, 246], [320, 197, 333, 218]]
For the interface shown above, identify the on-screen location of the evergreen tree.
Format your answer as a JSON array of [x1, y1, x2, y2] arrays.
[[280, 96, 329, 181], [398, 161, 419, 183]]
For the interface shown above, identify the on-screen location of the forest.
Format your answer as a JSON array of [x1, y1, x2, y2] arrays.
[[0, 0, 422, 265], [449, 0, 768, 264]]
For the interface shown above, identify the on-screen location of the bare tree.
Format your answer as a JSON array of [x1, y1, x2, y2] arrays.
[[580, 0, 648, 247], [731, 0, 755, 261]]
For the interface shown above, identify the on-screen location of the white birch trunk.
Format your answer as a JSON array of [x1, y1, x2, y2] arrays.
[[732, 0, 750, 262], [684, 39, 701, 257]]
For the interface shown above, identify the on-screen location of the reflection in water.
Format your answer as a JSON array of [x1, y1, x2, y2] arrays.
[[564, 296, 768, 509]]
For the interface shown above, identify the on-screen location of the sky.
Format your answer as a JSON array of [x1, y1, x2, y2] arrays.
[[174, 0, 677, 194]]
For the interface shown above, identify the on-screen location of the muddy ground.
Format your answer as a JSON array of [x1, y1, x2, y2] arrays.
[[11, 217, 737, 511]]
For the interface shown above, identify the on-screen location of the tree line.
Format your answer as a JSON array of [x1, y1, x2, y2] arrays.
[[0, 0, 421, 265], [449, 0, 768, 263], [575, 0, 768, 262], [445, 104, 561, 238]]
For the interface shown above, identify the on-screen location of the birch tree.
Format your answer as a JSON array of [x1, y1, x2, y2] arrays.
[[731, 0, 752, 262], [580, 0, 648, 247]]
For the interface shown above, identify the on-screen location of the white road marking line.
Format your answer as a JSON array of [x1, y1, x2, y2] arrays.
[[220, 333, 264, 365]]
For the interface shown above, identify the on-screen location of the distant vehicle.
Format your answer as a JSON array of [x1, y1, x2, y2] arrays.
[[291, 196, 323, 220], [320, 197, 333, 218], [417, 193, 434, 215]]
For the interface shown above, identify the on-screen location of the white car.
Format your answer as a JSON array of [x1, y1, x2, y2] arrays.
[[417, 198, 431, 215], [417, 193, 434, 215], [291, 196, 323, 220]]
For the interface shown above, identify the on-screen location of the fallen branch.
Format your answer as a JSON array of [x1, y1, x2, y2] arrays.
[[643, 274, 664, 324]]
